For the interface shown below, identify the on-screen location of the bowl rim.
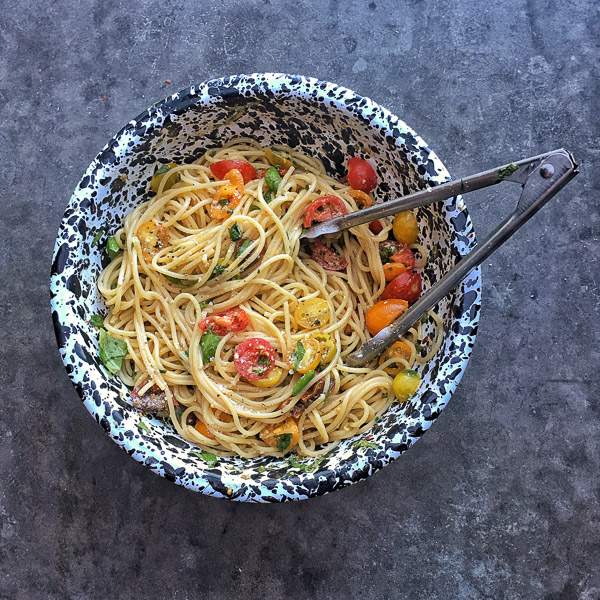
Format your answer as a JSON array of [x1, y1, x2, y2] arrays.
[[50, 73, 481, 501]]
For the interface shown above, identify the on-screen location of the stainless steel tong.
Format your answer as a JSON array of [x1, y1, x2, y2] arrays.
[[301, 149, 578, 367]]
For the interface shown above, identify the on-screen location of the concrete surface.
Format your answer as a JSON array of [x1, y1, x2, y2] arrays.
[[1, 1, 599, 599]]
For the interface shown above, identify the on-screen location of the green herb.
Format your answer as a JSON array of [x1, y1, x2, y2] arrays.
[[201, 331, 220, 363], [92, 230, 105, 246], [159, 369, 167, 373], [257, 465, 268, 473], [420, 314, 429, 324], [275, 433, 293, 452], [209, 264, 226, 280], [236, 239, 252, 258], [250, 204, 261, 211], [382, 392, 388, 399], [229, 223, 243, 241], [106, 237, 121, 260], [305, 185, 310, 190], [192, 450, 218, 468], [264, 166, 281, 194], [156, 164, 172, 175], [174, 404, 186, 420], [264, 189, 272, 204], [111, 283, 117, 289], [163, 274, 194, 288], [292, 369, 315, 396], [353, 439, 378, 450], [137, 420, 151, 433], [287, 455, 326, 473], [232, 274, 241, 280], [257, 355, 270, 366], [199, 299, 212, 309], [98, 329, 128, 375], [402, 369, 419, 376], [498, 163, 518, 179], [414, 343, 424, 353], [379, 243, 399, 264], [291, 340, 306, 371], [184, 349, 189, 357], [219, 198, 230, 206], [89, 314, 104, 329]]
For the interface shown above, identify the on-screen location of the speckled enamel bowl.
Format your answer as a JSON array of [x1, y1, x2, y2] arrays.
[[50, 73, 481, 502]]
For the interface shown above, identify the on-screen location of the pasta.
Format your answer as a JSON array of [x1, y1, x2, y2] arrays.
[[97, 138, 443, 458]]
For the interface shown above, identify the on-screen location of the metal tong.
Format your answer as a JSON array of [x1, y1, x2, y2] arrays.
[[301, 149, 578, 367]]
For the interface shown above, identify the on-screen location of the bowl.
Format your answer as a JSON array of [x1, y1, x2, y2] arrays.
[[50, 73, 481, 502]]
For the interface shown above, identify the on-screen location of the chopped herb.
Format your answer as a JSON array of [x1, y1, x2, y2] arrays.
[[264, 166, 281, 194], [420, 314, 429, 324], [275, 433, 293, 452], [163, 274, 194, 288], [98, 329, 128, 375], [137, 420, 151, 433], [382, 392, 388, 399], [250, 204, 261, 211], [201, 331, 220, 363], [232, 274, 241, 280], [106, 237, 121, 260], [403, 369, 419, 376], [313, 319, 320, 326], [184, 349, 189, 357], [209, 264, 226, 279], [264, 189, 272, 203], [192, 450, 218, 468], [89, 314, 104, 329], [174, 403, 186, 420], [236, 238, 252, 258], [92, 230, 105, 246], [229, 223, 243, 241], [305, 185, 310, 190], [498, 163, 518, 179], [292, 369, 315, 396], [380, 245, 398, 263], [111, 283, 117, 289], [219, 198, 230, 207], [414, 343, 424, 353], [353, 439, 378, 450], [301, 228, 309, 235], [257, 465, 268, 473], [291, 340, 306, 371], [159, 369, 167, 373], [156, 164, 172, 175], [257, 355, 270, 366], [199, 299, 212, 309], [287, 455, 326, 473]]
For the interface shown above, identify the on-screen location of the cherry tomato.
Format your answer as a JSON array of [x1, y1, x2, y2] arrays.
[[136, 221, 169, 262], [210, 169, 245, 219], [292, 338, 321, 374], [347, 157, 377, 193], [393, 210, 419, 244], [259, 417, 299, 453], [369, 220, 384, 234], [347, 189, 373, 208], [379, 341, 413, 375], [234, 338, 276, 380], [210, 160, 257, 184], [194, 419, 215, 440], [365, 299, 409, 335], [303, 195, 347, 228], [294, 298, 330, 329], [309, 240, 348, 271], [265, 146, 294, 169], [381, 271, 422, 304], [251, 367, 284, 388], [393, 369, 420, 402], [391, 245, 416, 269], [311, 332, 337, 366], [199, 307, 249, 336]]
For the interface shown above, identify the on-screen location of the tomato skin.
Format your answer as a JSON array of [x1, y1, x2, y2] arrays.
[[347, 157, 377, 193], [381, 271, 422, 304], [210, 169, 245, 219], [347, 189, 372, 208], [379, 341, 413, 375], [234, 338, 276, 380], [393, 210, 419, 244], [309, 240, 348, 271], [369, 220, 384, 234], [199, 308, 249, 336], [393, 369, 421, 402], [210, 160, 257, 183], [383, 262, 408, 282], [365, 299, 409, 335], [303, 195, 347, 228], [294, 298, 331, 329], [391, 245, 416, 269]]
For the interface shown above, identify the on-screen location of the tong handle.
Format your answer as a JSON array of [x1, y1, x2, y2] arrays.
[[346, 149, 578, 367]]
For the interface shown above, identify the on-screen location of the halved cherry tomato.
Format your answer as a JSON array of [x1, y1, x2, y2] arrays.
[[210, 160, 257, 184], [391, 245, 416, 269], [259, 417, 299, 453], [379, 341, 413, 375], [234, 338, 276, 380], [366, 299, 409, 335], [294, 298, 330, 329], [369, 220, 384, 234], [303, 195, 347, 228], [255, 166, 289, 179], [199, 307, 249, 336], [383, 262, 408, 282], [265, 146, 294, 170], [347, 157, 377, 193], [381, 271, 422, 304], [210, 168, 245, 219], [309, 240, 347, 271], [292, 338, 321, 374], [347, 189, 373, 208], [251, 367, 284, 388], [393, 210, 419, 244], [311, 332, 337, 366], [136, 221, 169, 262]]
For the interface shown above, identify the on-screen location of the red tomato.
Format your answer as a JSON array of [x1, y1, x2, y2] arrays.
[[210, 160, 257, 184], [234, 338, 277, 380], [309, 240, 348, 271], [255, 167, 289, 179], [199, 308, 249, 336], [304, 195, 347, 228], [391, 245, 415, 269], [381, 271, 422, 304], [347, 157, 377, 193], [369, 220, 384, 234]]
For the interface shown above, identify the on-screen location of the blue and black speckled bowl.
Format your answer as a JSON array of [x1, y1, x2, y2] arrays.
[[50, 73, 481, 502]]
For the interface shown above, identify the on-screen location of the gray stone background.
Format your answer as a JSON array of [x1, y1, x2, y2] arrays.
[[1, 1, 599, 598]]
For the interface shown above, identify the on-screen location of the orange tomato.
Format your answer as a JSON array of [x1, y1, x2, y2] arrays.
[[365, 299, 409, 335], [136, 221, 169, 262], [210, 168, 245, 219], [379, 340, 412, 375], [347, 189, 373, 208], [194, 419, 215, 439], [259, 417, 300, 453], [383, 262, 408, 282]]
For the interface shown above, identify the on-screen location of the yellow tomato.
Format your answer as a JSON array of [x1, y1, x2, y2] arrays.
[[259, 417, 300, 453], [294, 298, 330, 329], [150, 162, 179, 193], [265, 146, 294, 169], [136, 221, 169, 262], [392, 369, 420, 402], [251, 367, 284, 388], [347, 189, 373, 208], [311, 332, 337, 366], [292, 338, 321, 373], [392, 211, 419, 244]]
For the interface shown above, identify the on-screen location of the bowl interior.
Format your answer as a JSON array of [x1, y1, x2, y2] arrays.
[[50, 74, 481, 502]]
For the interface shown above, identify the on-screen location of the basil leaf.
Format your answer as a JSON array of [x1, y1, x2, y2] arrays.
[[498, 163, 518, 179], [275, 433, 292, 452], [229, 223, 242, 241], [353, 439, 378, 450], [250, 204, 261, 211], [89, 314, 104, 329], [292, 340, 305, 371], [265, 166, 281, 194], [201, 332, 220, 363], [92, 230, 104, 246], [163, 274, 194, 288], [264, 189, 272, 204], [192, 450, 218, 468], [137, 420, 151, 433], [106, 237, 121, 260], [292, 369, 315, 396], [208, 264, 226, 280], [98, 329, 128, 375], [236, 238, 252, 258], [156, 164, 172, 175]]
